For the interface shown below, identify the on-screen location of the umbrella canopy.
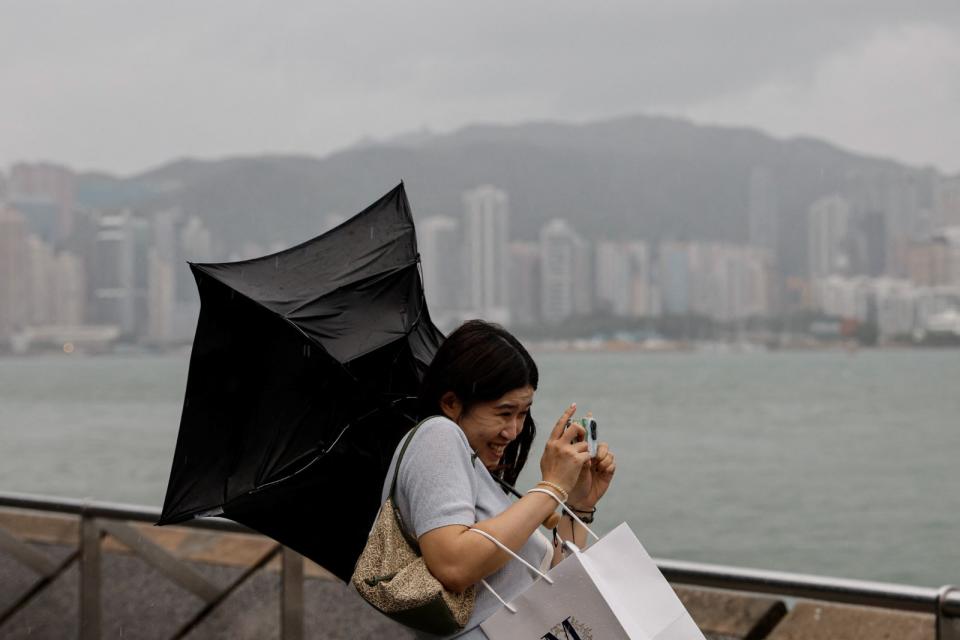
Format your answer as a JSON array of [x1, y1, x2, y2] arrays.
[[158, 183, 444, 581]]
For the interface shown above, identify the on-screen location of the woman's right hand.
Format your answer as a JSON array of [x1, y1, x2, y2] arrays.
[[539, 403, 592, 494]]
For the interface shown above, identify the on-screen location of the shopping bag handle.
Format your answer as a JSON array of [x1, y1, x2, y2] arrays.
[[468, 527, 554, 615], [467, 488, 599, 617], [467, 528, 554, 584]]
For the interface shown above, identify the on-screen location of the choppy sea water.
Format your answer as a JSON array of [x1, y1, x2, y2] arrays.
[[0, 349, 957, 587]]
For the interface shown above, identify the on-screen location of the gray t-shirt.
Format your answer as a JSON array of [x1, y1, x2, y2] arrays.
[[381, 415, 552, 639]]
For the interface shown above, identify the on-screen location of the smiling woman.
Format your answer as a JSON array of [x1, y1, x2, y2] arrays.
[[374, 319, 616, 639]]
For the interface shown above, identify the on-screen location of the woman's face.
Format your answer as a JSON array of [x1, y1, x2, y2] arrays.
[[443, 385, 535, 469]]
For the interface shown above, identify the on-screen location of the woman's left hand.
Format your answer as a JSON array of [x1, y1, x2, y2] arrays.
[[566, 442, 616, 509]]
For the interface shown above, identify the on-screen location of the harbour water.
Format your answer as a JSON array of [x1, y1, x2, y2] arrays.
[[1, 349, 957, 587]]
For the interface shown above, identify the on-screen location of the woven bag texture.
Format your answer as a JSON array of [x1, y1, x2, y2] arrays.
[[352, 497, 475, 630]]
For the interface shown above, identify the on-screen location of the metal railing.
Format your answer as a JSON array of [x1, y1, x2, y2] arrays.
[[1, 491, 958, 639], [0, 492, 304, 640], [659, 560, 960, 639]]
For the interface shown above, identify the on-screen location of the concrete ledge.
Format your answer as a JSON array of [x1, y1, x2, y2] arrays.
[[675, 585, 787, 640], [766, 601, 934, 640]]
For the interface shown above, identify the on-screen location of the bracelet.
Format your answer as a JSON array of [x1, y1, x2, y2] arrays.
[[565, 504, 596, 515], [536, 480, 569, 503], [526, 487, 563, 505], [566, 511, 595, 524]]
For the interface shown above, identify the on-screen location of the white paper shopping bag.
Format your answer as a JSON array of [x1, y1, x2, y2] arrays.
[[480, 523, 704, 640]]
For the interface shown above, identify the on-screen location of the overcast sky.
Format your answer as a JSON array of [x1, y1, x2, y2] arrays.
[[3, 0, 959, 175]]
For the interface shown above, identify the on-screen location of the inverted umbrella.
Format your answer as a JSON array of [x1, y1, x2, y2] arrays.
[[157, 183, 444, 581]]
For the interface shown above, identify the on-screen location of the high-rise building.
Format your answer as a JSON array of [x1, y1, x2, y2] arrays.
[[849, 211, 887, 277], [658, 241, 770, 321], [508, 242, 541, 326], [540, 219, 590, 323], [0, 207, 28, 340], [171, 215, 212, 339], [748, 167, 779, 259], [628, 242, 656, 317], [52, 252, 86, 326], [595, 240, 655, 318], [25, 234, 55, 326], [89, 211, 150, 337], [147, 210, 181, 342], [594, 241, 633, 316], [721, 245, 772, 321], [178, 215, 212, 302], [419, 216, 463, 317], [462, 186, 510, 324], [658, 242, 692, 315], [843, 170, 923, 277], [808, 195, 851, 279]]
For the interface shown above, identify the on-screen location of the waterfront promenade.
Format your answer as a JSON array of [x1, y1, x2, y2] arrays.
[[1, 495, 955, 640]]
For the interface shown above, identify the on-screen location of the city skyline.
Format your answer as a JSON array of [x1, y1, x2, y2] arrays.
[[2, 152, 960, 352]]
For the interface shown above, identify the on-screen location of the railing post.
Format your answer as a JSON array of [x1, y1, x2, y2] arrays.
[[79, 512, 101, 640], [281, 547, 304, 640], [939, 586, 960, 640]]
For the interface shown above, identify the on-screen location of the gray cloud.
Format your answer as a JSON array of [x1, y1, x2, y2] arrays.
[[1, 0, 958, 173]]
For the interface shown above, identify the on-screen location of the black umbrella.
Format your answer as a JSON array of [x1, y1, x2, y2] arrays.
[[157, 183, 444, 581]]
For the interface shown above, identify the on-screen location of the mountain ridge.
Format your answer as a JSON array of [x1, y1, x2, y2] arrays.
[[71, 113, 941, 276]]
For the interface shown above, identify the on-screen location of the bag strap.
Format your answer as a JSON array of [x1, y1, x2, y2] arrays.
[[389, 421, 425, 504], [387, 419, 431, 551]]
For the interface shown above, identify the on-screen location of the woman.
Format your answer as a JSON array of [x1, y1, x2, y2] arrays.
[[381, 320, 617, 638]]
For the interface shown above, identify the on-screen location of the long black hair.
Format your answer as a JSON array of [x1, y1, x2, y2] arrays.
[[418, 319, 538, 487]]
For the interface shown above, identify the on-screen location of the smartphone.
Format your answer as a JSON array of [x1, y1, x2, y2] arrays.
[[565, 414, 599, 458], [581, 416, 599, 458]]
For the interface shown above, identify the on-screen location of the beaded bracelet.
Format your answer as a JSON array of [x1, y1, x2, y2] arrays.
[[535, 480, 569, 503]]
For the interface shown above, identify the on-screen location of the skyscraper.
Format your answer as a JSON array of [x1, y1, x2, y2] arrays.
[[25, 234, 55, 326], [658, 242, 692, 315], [594, 241, 634, 316], [808, 195, 851, 279], [628, 242, 656, 317], [147, 209, 181, 342], [508, 242, 541, 326], [419, 215, 463, 319], [462, 185, 510, 324], [52, 252, 86, 326], [540, 219, 590, 323], [89, 211, 150, 337], [850, 211, 887, 277]]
